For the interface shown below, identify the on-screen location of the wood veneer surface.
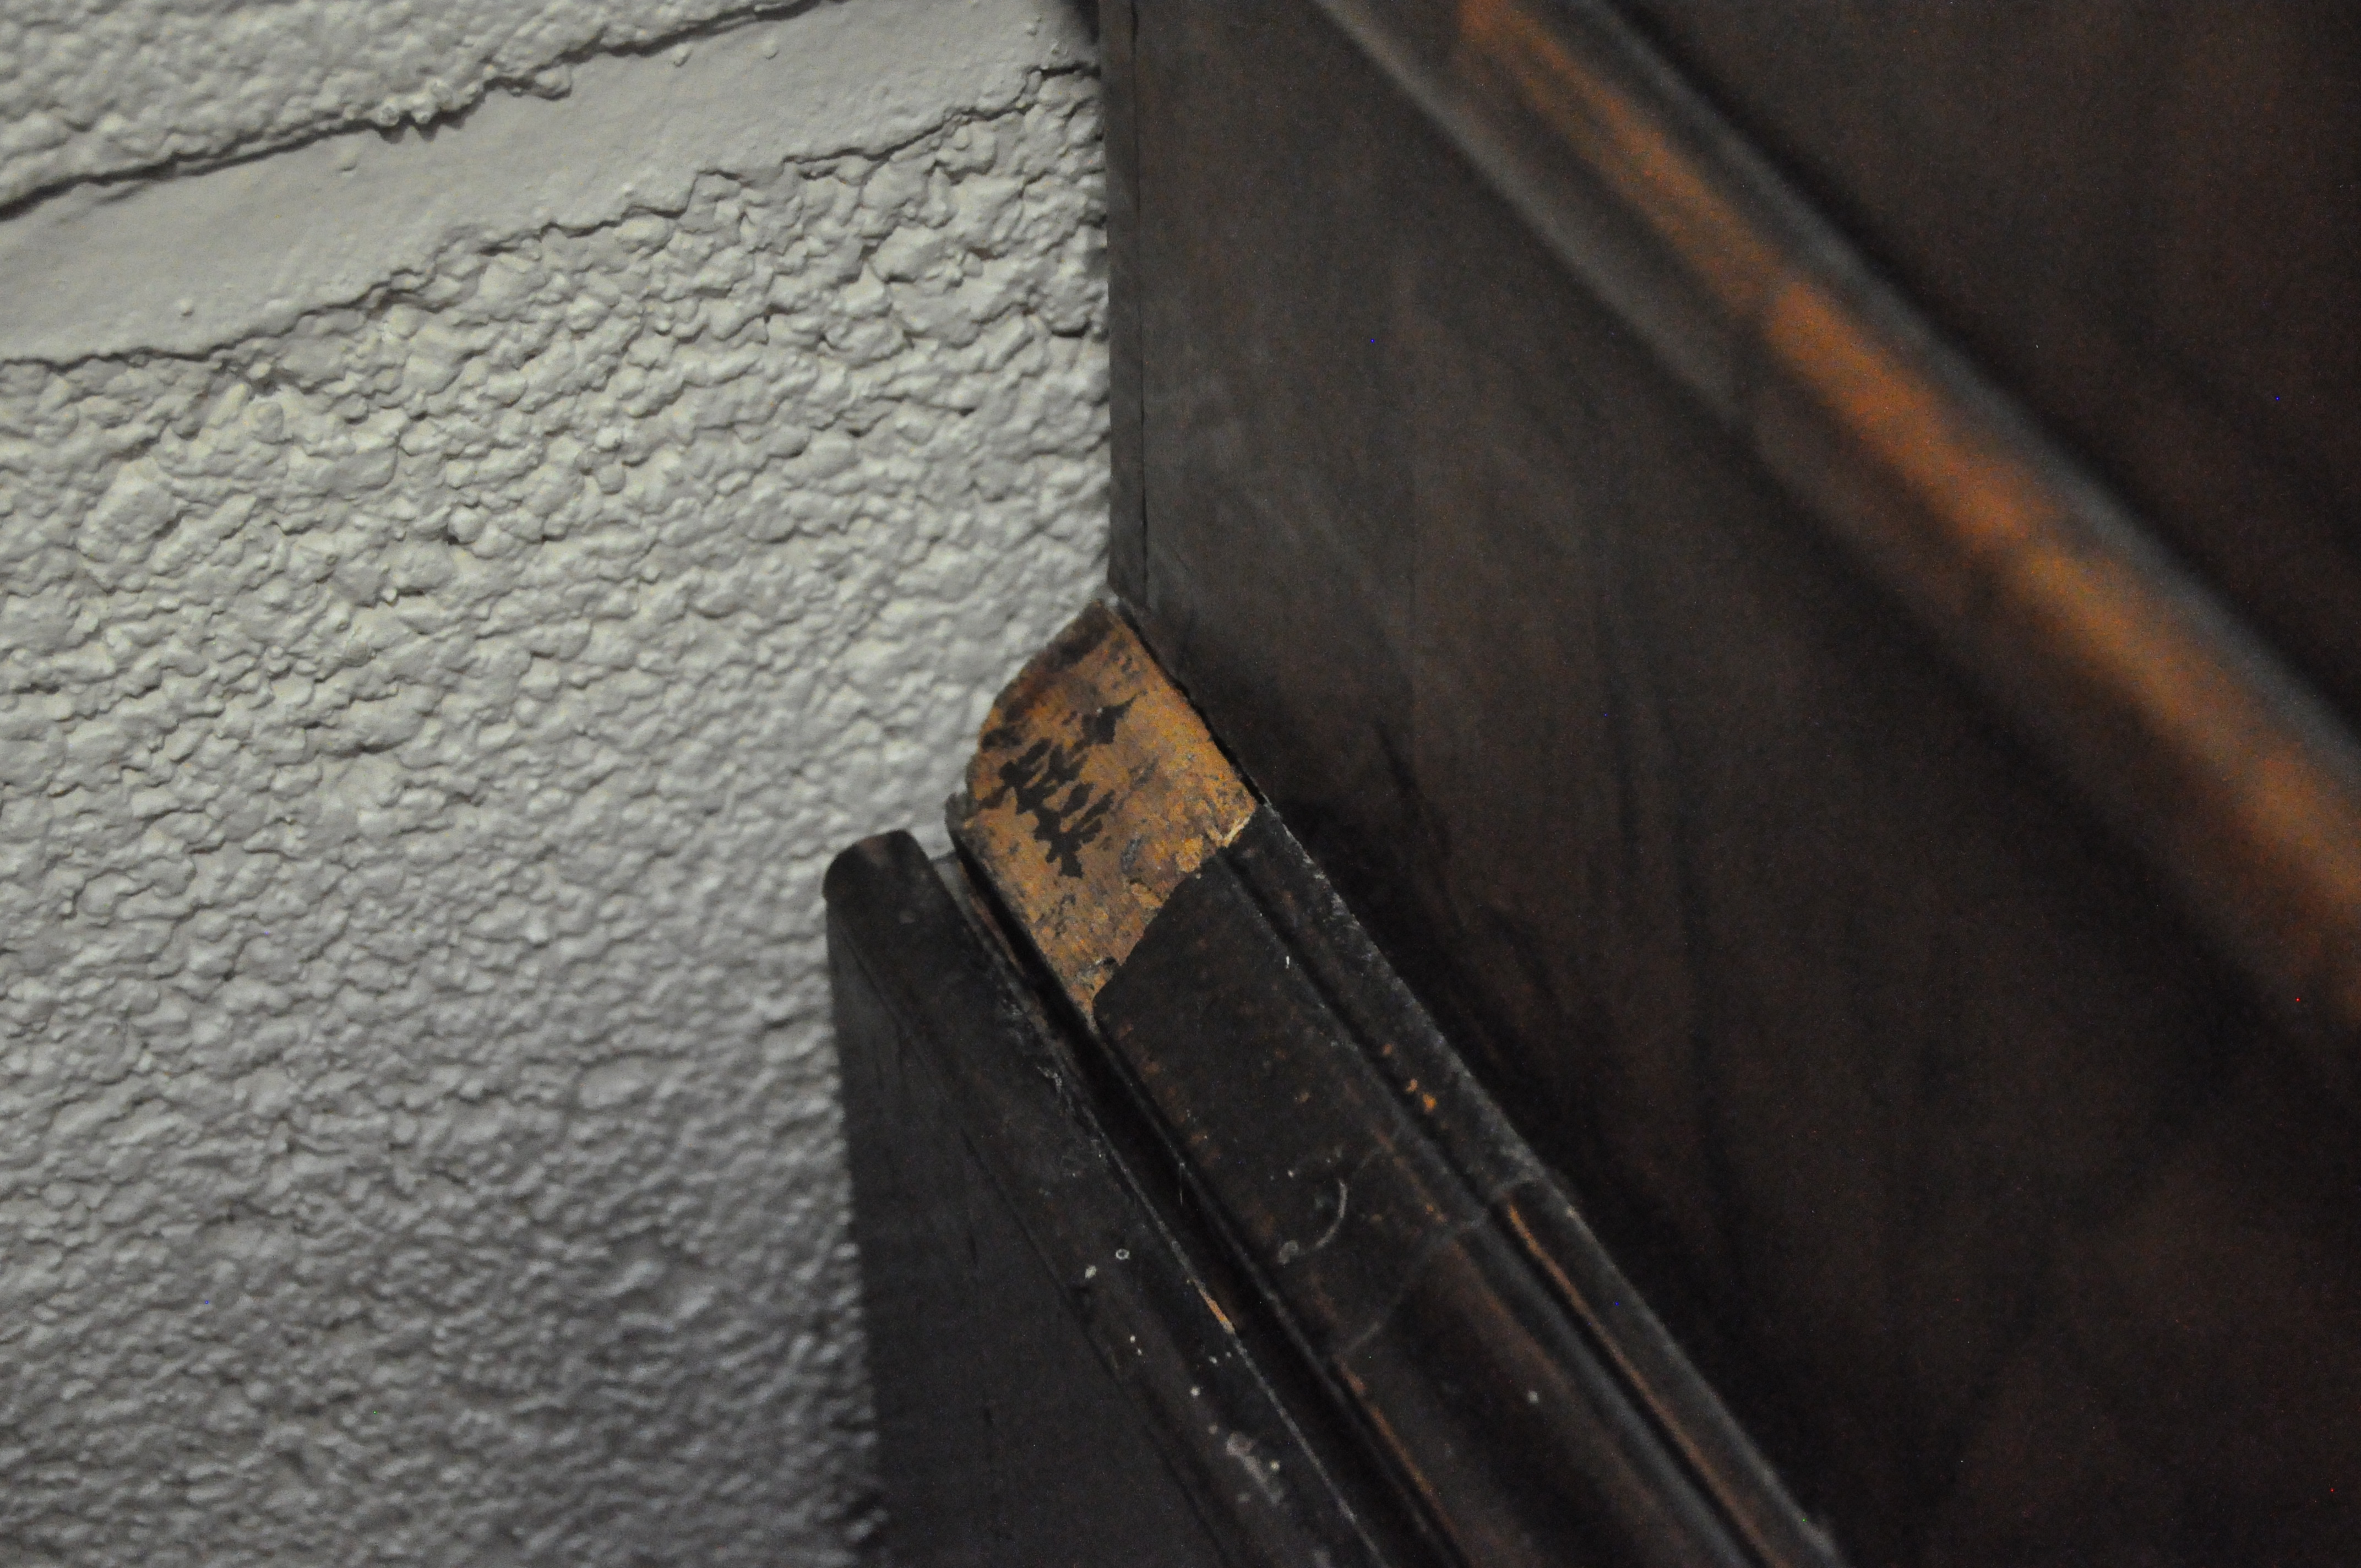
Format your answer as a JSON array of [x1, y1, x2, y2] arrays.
[[1112, 4, 2361, 1561]]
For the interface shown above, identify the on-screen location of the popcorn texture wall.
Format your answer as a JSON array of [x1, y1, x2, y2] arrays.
[[0, 3, 1105, 1563]]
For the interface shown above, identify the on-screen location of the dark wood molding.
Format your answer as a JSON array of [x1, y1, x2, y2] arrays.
[[1098, 8, 2361, 1556], [946, 605, 1844, 1568], [852, 8, 2361, 1560], [1276, 0, 2361, 1094], [1217, 813, 1839, 1568], [828, 831, 1438, 1568]]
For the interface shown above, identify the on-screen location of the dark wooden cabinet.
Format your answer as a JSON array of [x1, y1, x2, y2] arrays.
[[1611, 1, 2361, 726], [834, 4, 2361, 1563]]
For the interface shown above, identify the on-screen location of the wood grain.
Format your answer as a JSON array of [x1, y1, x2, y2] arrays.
[[1111, 4, 2361, 1560], [1609, 0, 2361, 725], [1315, 0, 2361, 1079], [952, 601, 1255, 1011]]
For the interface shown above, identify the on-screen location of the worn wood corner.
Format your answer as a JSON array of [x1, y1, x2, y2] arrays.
[[952, 601, 1257, 1012]]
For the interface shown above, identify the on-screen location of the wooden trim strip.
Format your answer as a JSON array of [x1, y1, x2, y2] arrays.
[[1222, 813, 1845, 1568], [953, 605, 1846, 1566], [825, 834, 1429, 1567], [1311, 0, 2361, 1079]]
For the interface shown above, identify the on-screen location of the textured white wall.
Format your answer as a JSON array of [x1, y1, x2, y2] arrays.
[[0, 3, 1104, 1563], [2, 0, 828, 209]]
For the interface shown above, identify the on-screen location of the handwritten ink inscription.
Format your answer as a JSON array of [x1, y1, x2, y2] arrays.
[[987, 698, 1134, 878], [955, 602, 1256, 1006]]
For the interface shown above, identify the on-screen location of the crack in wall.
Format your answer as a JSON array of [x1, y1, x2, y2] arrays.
[[0, 0, 840, 211], [0, 1, 846, 226], [0, 0, 1094, 366]]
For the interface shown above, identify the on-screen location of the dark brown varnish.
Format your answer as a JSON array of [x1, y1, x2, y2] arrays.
[[827, 833, 1436, 1568], [1613, 0, 2361, 727], [1105, 2, 2361, 1562], [944, 600, 1839, 1566]]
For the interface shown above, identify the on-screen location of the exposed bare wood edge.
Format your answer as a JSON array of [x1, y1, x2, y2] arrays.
[[954, 608, 1856, 1560], [951, 600, 1257, 1012], [1312, 0, 2361, 1077]]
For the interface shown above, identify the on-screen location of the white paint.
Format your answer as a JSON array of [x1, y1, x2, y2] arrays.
[[1, 0, 1091, 363], [1, 0, 858, 209], [0, 3, 1106, 1563]]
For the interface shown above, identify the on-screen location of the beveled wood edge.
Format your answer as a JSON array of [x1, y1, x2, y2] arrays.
[[1293, 0, 2361, 1075], [950, 606, 1845, 1566], [1223, 811, 1847, 1568], [823, 832, 1429, 1568]]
